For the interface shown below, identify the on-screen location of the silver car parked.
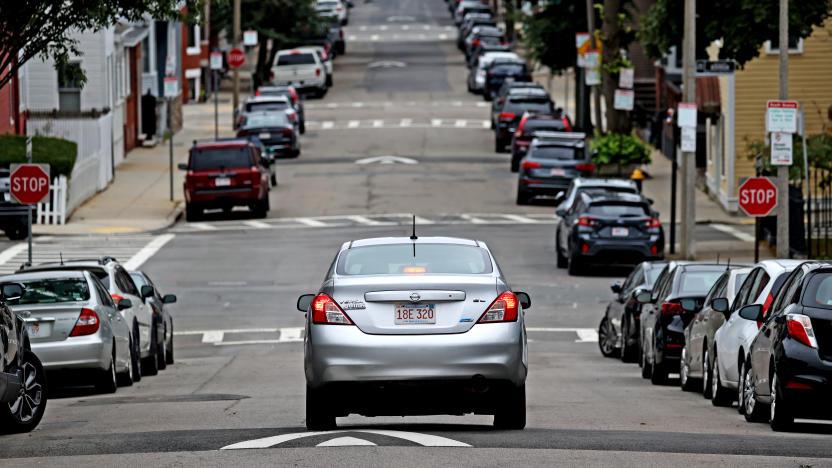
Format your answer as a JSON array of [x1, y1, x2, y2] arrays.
[[297, 236, 530, 430], [2, 270, 134, 392]]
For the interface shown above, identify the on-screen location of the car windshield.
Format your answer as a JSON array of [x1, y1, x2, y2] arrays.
[[245, 102, 288, 112], [16, 277, 91, 304], [277, 54, 315, 66], [190, 147, 252, 170], [678, 270, 724, 296], [587, 203, 648, 216], [525, 121, 566, 132], [338, 244, 493, 275], [803, 273, 832, 309], [646, 267, 664, 286], [530, 146, 579, 160], [243, 113, 289, 128]]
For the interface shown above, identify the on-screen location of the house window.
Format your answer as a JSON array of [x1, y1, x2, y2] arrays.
[[57, 61, 82, 112], [142, 36, 151, 73], [186, 25, 201, 55], [765, 34, 803, 54]]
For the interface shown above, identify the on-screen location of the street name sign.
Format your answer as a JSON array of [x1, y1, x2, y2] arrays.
[[738, 177, 777, 217], [10, 164, 50, 205], [696, 60, 736, 74]]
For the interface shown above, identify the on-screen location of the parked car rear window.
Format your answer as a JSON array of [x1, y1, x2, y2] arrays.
[[803, 273, 832, 308], [245, 102, 289, 113], [491, 64, 526, 74], [587, 203, 648, 217], [530, 146, 579, 160], [242, 113, 289, 129], [338, 244, 493, 275], [16, 278, 91, 304], [525, 121, 566, 132], [678, 271, 724, 296], [190, 147, 252, 170], [277, 54, 316, 66]]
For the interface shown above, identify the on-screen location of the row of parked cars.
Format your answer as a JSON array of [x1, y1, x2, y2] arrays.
[[599, 257, 832, 431], [180, 1, 350, 221], [0, 256, 177, 433]]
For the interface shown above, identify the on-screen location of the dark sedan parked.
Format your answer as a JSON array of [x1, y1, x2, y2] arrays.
[[493, 89, 554, 152], [510, 113, 570, 171], [740, 261, 832, 430], [256, 85, 305, 134], [237, 112, 300, 158], [598, 260, 668, 362], [518, 134, 592, 206], [637, 263, 727, 385]]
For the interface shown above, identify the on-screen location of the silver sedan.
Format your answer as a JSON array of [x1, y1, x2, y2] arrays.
[[297, 236, 530, 430]]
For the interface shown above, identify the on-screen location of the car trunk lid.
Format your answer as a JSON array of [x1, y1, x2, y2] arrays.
[[11, 303, 85, 343]]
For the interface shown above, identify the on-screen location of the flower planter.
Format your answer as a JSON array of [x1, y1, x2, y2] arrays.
[[596, 162, 640, 178]]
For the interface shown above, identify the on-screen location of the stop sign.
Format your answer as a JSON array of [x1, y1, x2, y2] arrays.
[[738, 177, 777, 217], [228, 48, 245, 68], [10, 164, 50, 205]]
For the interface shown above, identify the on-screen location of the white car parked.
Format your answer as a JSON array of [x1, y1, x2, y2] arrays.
[[272, 49, 328, 98], [316, 0, 349, 25], [294, 46, 334, 88], [468, 52, 519, 93]]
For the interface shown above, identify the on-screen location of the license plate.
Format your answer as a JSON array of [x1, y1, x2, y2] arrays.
[[394, 303, 436, 325], [550, 168, 565, 176], [215, 177, 231, 187], [259, 132, 271, 139], [612, 227, 629, 236], [25, 322, 50, 338]]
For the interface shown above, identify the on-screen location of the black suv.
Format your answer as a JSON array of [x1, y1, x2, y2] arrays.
[[492, 88, 554, 152], [0, 282, 47, 433]]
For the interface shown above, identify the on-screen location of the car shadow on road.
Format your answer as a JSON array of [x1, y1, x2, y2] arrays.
[[335, 422, 498, 432]]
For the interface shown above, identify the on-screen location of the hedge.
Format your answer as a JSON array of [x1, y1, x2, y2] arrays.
[[0, 134, 77, 178]]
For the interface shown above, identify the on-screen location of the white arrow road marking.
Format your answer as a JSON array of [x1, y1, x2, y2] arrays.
[[355, 156, 419, 165], [317, 436, 376, 447], [221, 430, 471, 450]]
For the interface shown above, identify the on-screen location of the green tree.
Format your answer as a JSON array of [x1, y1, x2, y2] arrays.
[[600, 0, 636, 134], [639, 0, 832, 67], [0, 0, 201, 91]]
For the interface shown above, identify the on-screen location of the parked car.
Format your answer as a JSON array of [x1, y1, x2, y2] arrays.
[[467, 51, 519, 94], [469, 42, 513, 71], [554, 178, 641, 215], [680, 266, 752, 393], [297, 236, 530, 430], [636, 263, 727, 385], [713, 260, 801, 409], [179, 139, 271, 220], [316, 0, 349, 25], [237, 111, 301, 160], [518, 133, 593, 206], [738, 261, 832, 430], [4, 270, 134, 391], [0, 169, 30, 240], [295, 46, 334, 88], [598, 260, 668, 361], [272, 49, 328, 98], [454, 1, 492, 25], [464, 28, 507, 60], [235, 95, 296, 130], [0, 282, 47, 433], [510, 113, 571, 170], [129, 271, 176, 369], [256, 85, 306, 134], [458, 15, 497, 50], [19, 256, 156, 380], [483, 60, 531, 101], [492, 88, 554, 152]]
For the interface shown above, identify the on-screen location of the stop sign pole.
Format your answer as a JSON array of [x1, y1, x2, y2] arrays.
[[738, 177, 778, 262], [11, 138, 51, 264]]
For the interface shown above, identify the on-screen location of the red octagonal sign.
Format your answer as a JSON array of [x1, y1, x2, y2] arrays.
[[227, 48, 245, 69], [738, 177, 777, 217], [10, 164, 50, 205]]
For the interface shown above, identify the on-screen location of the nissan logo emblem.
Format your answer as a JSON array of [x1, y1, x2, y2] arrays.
[[409, 292, 421, 302]]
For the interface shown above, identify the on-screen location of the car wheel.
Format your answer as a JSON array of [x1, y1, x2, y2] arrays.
[[326, 75, 332, 87], [702, 349, 713, 399], [305, 385, 336, 430], [495, 138, 504, 153], [621, 318, 637, 363], [598, 318, 618, 358], [157, 324, 168, 371], [516, 188, 530, 206], [6, 221, 27, 240], [710, 353, 732, 406], [0, 350, 47, 434], [769, 371, 793, 431], [300, 122, 306, 134], [680, 346, 696, 391], [117, 335, 134, 387], [743, 360, 767, 422], [555, 237, 567, 268], [96, 347, 118, 394], [166, 323, 174, 365], [510, 155, 520, 173], [131, 325, 142, 382], [493, 384, 526, 430], [142, 320, 159, 377], [185, 204, 202, 222], [271, 173, 278, 187]]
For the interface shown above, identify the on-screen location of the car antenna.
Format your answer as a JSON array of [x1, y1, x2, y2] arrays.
[[410, 215, 418, 240], [60, 252, 63, 265]]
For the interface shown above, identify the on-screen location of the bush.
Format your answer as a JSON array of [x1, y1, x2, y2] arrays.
[[0, 134, 77, 178], [590, 132, 652, 166]]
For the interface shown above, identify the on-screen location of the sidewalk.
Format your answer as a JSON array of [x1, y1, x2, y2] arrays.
[[33, 98, 226, 235]]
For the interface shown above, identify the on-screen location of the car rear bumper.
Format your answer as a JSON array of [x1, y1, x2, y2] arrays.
[[518, 180, 571, 196], [305, 321, 527, 387], [574, 237, 663, 264], [186, 186, 262, 205], [32, 334, 110, 371], [775, 345, 832, 417]]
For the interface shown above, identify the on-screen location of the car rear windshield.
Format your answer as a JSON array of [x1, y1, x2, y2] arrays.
[[525, 121, 566, 132], [509, 101, 552, 114], [530, 146, 579, 160], [245, 102, 288, 112], [16, 277, 91, 304], [243, 113, 289, 128], [277, 54, 316, 66], [803, 273, 832, 309], [587, 202, 648, 217], [479, 36, 505, 45], [678, 270, 724, 296], [190, 147, 252, 170], [492, 64, 526, 74], [337, 244, 493, 275]]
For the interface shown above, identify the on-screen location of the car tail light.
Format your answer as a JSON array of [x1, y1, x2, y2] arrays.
[[340, 29, 344, 38], [487, 72, 495, 77], [70, 308, 100, 337], [500, 40, 507, 45], [577, 216, 597, 227], [575, 163, 595, 173], [337, 6, 343, 11], [499, 112, 516, 120], [151, 304, 159, 316], [316, 68, 321, 77], [562, 117, 571, 131], [478, 292, 519, 323], [786, 381, 814, 390], [403, 266, 426, 274], [473, 39, 481, 47], [645, 218, 661, 228], [321, 50, 329, 61], [288, 111, 297, 120], [255, 90, 261, 96], [521, 160, 540, 169], [515, 115, 529, 136], [661, 302, 683, 316], [270, 71, 275, 81], [111, 294, 124, 305], [311, 293, 353, 325], [651, 245, 658, 255], [581, 243, 589, 254], [786, 313, 818, 348], [237, 130, 250, 137], [325, 43, 331, 53], [289, 88, 299, 103], [291, 50, 301, 55], [281, 128, 293, 135]]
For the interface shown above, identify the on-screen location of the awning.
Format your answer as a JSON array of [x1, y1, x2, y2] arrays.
[[120, 25, 150, 48]]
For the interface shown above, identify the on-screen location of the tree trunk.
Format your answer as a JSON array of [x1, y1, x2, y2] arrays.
[[601, 0, 631, 134], [504, 0, 515, 43]]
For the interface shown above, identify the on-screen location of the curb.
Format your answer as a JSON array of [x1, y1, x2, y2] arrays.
[[31, 202, 184, 238]]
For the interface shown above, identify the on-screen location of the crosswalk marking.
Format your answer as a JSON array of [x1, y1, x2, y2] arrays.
[[347, 120, 360, 128], [500, 214, 539, 224], [372, 120, 384, 127], [527, 327, 599, 343], [431, 119, 442, 127], [242, 220, 270, 229], [400, 118, 412, 127], [482, 120, 490, 128], [295, 217, 330, 227], [460, 214, 489, 224], [190, 222, 217, 231], [304, 101, 488, 109], [321, 121, 334, 129], [455, 119, 466, 127], [347, 215, 390, 226], [302, 119, 492, 130]]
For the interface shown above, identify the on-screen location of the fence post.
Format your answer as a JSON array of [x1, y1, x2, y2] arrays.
[[59, 175, 67, 225]]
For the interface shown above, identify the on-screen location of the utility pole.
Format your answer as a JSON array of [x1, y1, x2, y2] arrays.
[[586, 0, 603, 133], [776, 0, 790, 258], [680, 0, 696, 259], [232, 0, 241, 113]]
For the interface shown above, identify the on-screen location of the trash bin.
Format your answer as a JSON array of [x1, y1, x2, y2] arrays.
[[760, 185, 806, 256]]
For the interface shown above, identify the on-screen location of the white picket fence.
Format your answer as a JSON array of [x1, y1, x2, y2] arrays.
[[36, 175, 68, 225]]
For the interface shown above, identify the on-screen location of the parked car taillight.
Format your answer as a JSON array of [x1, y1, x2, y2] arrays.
[[473, 39, 481, 47], [578, 216, 597, 227], [316, 68, 321, 77], [339, 29, 344, 39], [478, 292, 519, 323], [499, 112, 516, 120], [661, 302, 683, 316], [311, 293, 353, 325], [786, 313, 818, 348], [575, 163, 595, 173], [644, 218, 661, 228], [521, 160, 540, 169], [561, 116, 571, 131], [289, 88, 299, 104], [281, 129, 293, 135], [70, 308, 100, 337]]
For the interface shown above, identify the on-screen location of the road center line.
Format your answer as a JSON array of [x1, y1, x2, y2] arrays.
[[124, 233, 176, 270]]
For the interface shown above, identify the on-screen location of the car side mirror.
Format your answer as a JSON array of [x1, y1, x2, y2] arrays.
[[141, 285, 155, 299], [117, 298, 133, 310], [163, 294, 177, 304], [680, 298, 698, 313], [556, 208, 566, 217], [633, 288, 652, 304], [1, 283, 25, 302], [554, 191, 565, 203], [515, 291, 531, 310], [710, 297, 728, 313], [647, 198, 655, 205], [738, 304, 764, 322], [177, 163, 188, 171], [610, 282, 622, 294], [297, 294, 315, 312]]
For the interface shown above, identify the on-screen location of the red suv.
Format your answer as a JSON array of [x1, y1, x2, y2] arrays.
[[179, 140, 270, 221]]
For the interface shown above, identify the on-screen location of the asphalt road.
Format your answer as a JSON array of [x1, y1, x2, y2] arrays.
[[0, 0, 819, 466]]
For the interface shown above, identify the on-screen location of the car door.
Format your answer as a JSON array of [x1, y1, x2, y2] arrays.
[[114, 266, 152, 350], [610, 266, 642, 336], [642, 267, 671, 358], [689, 273, 727, 373], [91, 274, 130, 370]]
